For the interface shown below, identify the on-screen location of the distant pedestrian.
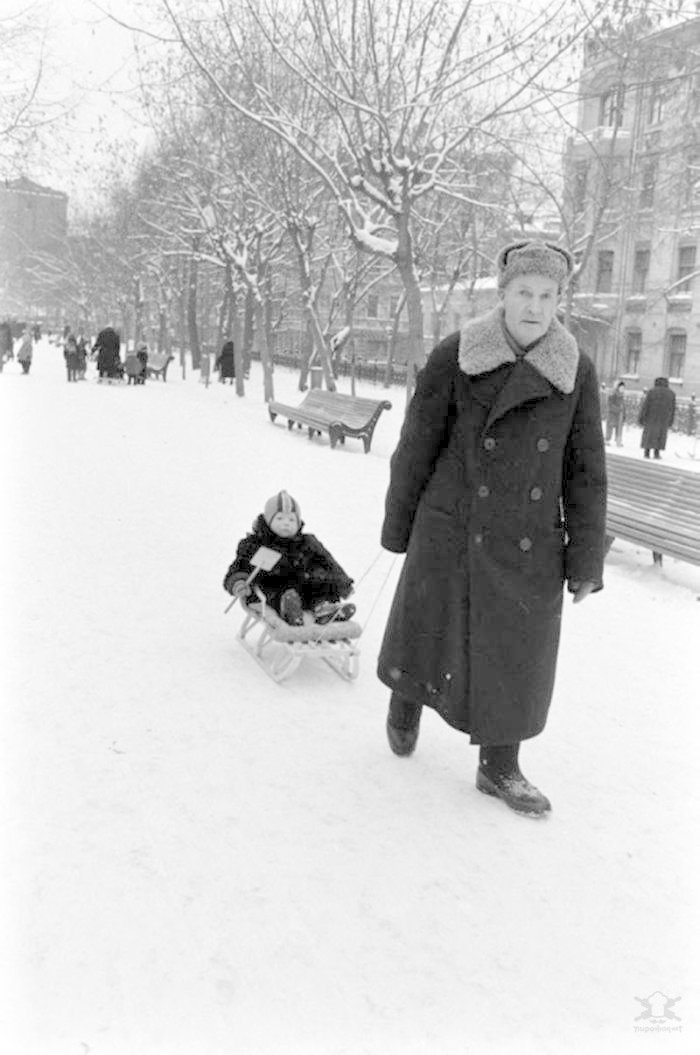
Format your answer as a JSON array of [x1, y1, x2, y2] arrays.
[[64, 335, 80, 382], [76, 336, 88, 379], [93, 327, 122, 381], [605, 380, 626, 446], [638, 377, 676, 459], [17, 330, 33, 374], [136, 341, 148, 383], [0, 320, 12, 372], [599, 382, 608, 421], [216, 340, 235, 384]]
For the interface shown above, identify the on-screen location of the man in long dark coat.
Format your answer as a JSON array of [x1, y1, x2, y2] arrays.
[[93, 327, 122, 380], [216, 340, 235, 384], [378, 241, 607, 817], [638, 377, 676, 458]]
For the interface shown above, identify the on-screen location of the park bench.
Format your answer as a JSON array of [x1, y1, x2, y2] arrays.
[[605, 451, 700, 566], [145, 353, 174, 381], [267, 389, 392, 453]]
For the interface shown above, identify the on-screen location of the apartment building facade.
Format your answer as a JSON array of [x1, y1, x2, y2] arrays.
[[564, 16, 700, 392]]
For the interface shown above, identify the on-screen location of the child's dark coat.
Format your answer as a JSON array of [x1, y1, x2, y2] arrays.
[[224, 515, 353, 613]]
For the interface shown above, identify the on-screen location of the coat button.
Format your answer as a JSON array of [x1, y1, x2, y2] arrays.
[[477, 485, 490, 498], [474, 533, 483, 544], [530, 486, 543, 501], [483, 437, 496, 450], [519, 537, 532, 552], [537, 438, 549, 452]]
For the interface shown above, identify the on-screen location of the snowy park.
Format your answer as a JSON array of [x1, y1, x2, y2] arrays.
[[1, 340, 698, 1055]]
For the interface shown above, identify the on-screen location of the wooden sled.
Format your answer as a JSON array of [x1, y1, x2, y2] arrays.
[[237, 592, 361, 683]]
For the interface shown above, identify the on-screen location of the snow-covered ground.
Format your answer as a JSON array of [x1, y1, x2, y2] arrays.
[[1, 341, 698, 1055]]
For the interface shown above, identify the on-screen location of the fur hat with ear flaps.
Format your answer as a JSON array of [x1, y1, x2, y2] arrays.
[[497, 240, 574, 292], [264, 490, 301, 527]]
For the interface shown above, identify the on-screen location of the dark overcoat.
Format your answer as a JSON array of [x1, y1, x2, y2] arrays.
[[378, 308, 607, 745], [223, 515, 353, 611], [217, 341, 235, 380], [94, 328, 121, 377], [638, 381, 676, 451]]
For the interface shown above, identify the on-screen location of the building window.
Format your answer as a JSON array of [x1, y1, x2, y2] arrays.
[[367, 294, 379, 318], [668, 332, 686, 379], [677, 245, 697, 292], [599, 85, 624, 127], [640, 161, 657, 208], [596, 250, 614, 293], [648, 84, 664, 125], [389, 295, 399, 317], [625, 329, 641, 374], [632, 247, 650, 294]]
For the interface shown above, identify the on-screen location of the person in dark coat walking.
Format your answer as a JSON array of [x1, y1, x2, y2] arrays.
[[17, 329, 33, 373], [223, 491, 355, 625], [64, 334, 80, 381], [378, 241, 607, 817], [0, 320, 12, 372], [93, 327, 122, 381], [605, 380, 626, 446], [638, 377, 676, 458], [216, 340, 235, 384]]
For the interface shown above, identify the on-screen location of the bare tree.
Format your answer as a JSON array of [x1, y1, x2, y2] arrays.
[[131, 0, 602, 402]]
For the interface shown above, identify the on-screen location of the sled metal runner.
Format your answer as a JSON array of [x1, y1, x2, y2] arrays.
[[237, 594, 361, 682]]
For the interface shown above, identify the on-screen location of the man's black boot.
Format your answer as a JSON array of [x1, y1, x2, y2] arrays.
[[476, 744, 551, 817], [386, 693, 422, 757]]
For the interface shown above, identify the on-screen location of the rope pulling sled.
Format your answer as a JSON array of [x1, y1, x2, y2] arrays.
[[224, 546, 395, 683]]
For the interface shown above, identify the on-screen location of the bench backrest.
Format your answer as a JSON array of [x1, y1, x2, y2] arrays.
[[606, 453, 700, 554], [299, 389, 391, 426]]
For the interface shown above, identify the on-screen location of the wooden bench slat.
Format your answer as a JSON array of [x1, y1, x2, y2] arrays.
[[605, 451, 700, 566]]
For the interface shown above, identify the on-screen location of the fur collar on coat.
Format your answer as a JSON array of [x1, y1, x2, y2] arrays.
[[458, 307, 579, 395]]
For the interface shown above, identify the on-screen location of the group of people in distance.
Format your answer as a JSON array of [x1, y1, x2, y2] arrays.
[[602, 374, 692, 458]]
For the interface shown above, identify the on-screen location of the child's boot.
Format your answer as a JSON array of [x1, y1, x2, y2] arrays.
[[313, 600, 356, 624], [279, 588, 304, 626]]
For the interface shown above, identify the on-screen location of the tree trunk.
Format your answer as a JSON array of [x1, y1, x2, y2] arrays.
[[384, 291, 405, 388], [396, 215, 424, 406], [254, 298, 274, 402], [306, 305, 336, 392], [133, 277, 144, 347], [157, 308, 167, 354], [232, 297, 245, 397], [298, 317, 312, 391], [243, 290, 254, 375], [187, 246, 201, 370]]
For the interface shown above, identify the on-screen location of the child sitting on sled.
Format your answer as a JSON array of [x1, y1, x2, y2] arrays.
[[223, 490, 356, 627]]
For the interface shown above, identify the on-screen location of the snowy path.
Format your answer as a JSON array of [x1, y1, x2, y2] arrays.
[[1, 343, 698, 1055]]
